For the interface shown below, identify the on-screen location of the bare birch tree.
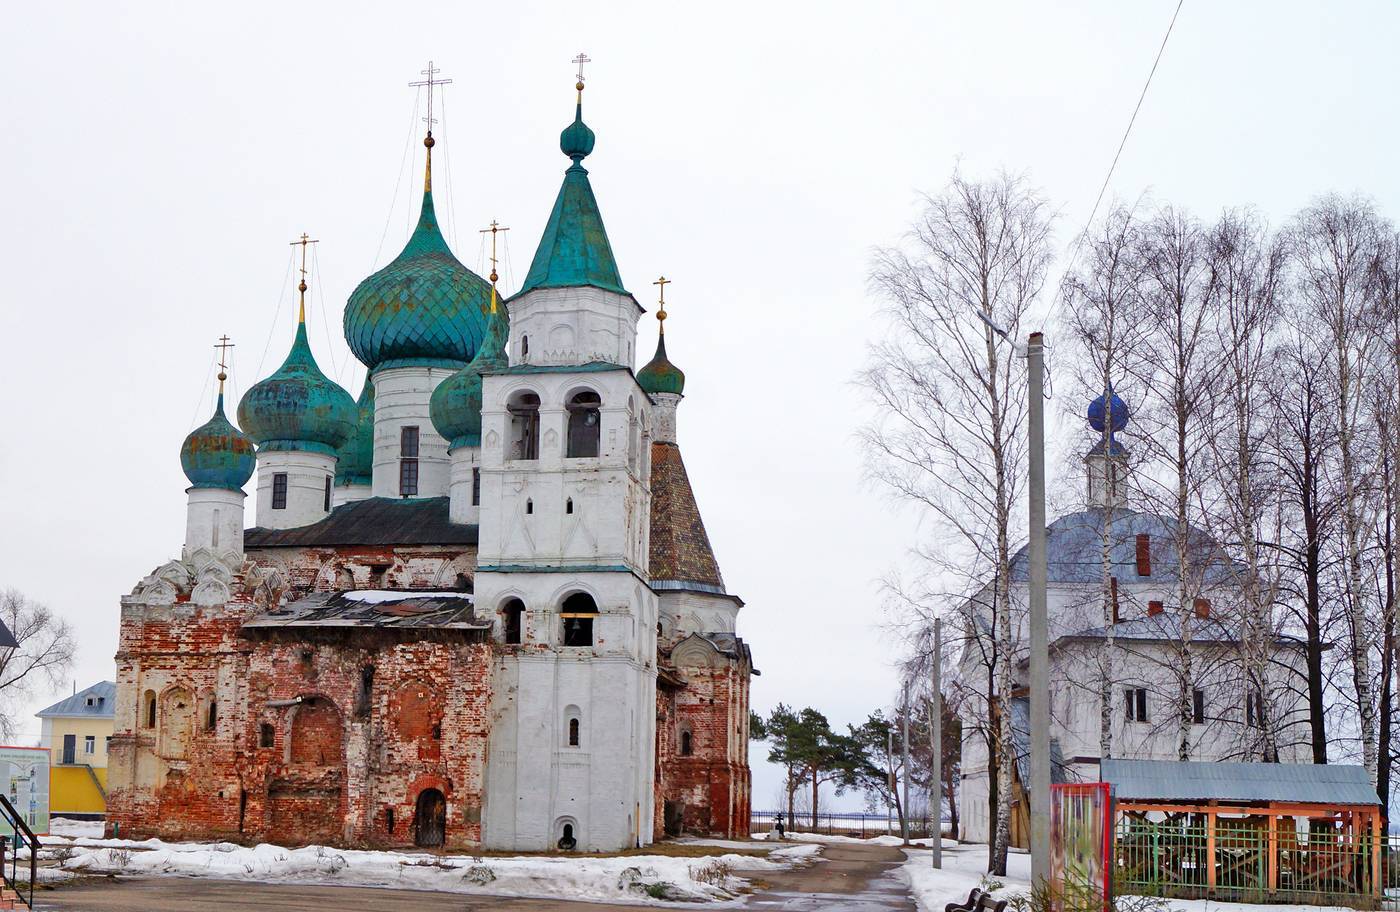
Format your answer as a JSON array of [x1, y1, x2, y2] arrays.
[[1061, 202, 1151, 760], [1131, 207, 1222, 760], [864, 170, 1052, 876], [1293, 194, 1385, 783], [0, 589, 77, 739], [1201, 209, 1286, 760]]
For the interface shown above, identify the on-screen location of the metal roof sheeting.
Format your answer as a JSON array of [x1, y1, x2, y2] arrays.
[[1101, 759, 1379, 806], [245, 496, 478, 548], [37, 681, 116, 719]]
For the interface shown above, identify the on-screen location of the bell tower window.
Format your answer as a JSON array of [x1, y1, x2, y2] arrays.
[[566, 391, 602, 458], [502, 599, 524, 645], [561, 592, 598, 647], [509, 392, 541, 460], [399, 426, 420, 496], [272, 473, 288, 509]]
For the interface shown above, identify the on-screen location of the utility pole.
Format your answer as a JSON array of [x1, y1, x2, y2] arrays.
[[887, 729, 895, 835], [1028, 331, 1050, 885], [931, 616, 943, 868], [901, 682, 912, 845]]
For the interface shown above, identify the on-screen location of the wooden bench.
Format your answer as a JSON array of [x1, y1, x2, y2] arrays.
[[945, 887, 1008, 912]]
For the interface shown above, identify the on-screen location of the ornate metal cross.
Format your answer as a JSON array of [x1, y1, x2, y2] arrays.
[[410, 60, 454, 131], [480, 219, 511, 284], [573, 52, 591, 83]]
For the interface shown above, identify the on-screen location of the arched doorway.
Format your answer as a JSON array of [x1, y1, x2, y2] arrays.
[[414, 788, 446, 847]]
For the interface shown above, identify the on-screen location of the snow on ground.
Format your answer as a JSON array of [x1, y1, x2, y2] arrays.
[[899, 844, 1353, 912], [33, 832, 818, 902], [754, 830, 945, 848], [49, 818, 104, 839]]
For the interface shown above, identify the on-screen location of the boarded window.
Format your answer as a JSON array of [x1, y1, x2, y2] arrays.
[[1193, 688, 1205, 724], [272, 473, 288, 509], [566, 391, 602, 458], [289, 698, 342, 766], [1135, 533, 1151, 576], [1193, 597, 1211, 618], [1147, 600, 1164, 616]]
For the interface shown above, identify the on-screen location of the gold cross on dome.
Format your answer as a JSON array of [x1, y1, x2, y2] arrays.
[[573, 52, 591, 84], [653, 276, 670, 329], [213, 334, 235, 392], [409, 60, 454, 132], [479, 219, 511, 284]]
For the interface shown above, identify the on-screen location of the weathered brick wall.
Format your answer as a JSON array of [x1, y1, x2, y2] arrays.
[[108, 545, 493, 850], [654, 658, 751, 839]]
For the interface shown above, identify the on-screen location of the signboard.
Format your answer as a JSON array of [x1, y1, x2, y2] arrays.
[[0, 747, 49, 837]]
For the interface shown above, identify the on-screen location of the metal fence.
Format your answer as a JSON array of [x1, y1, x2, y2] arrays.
[[750, 810, 942, 840], [1116, 817, 1400, 909]]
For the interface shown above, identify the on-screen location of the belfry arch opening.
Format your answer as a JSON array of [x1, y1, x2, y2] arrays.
[[561, 592, 598, 647], [502, 598, 525, 645], [508, 391, 541, 460], [566, 390, 602, 458]]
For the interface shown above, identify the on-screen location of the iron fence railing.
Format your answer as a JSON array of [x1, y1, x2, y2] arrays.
[[750, 810, 943, 840], [1116, 817, 1400, 909]]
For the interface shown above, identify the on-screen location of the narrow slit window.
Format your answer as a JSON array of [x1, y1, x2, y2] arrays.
[[680, 730, 693, 756], [525, 499, 533, 515], [1193, 688, 1205, 725], [503, 600, 524, 645], [566, 497, 574, 515], [272, 473, 288, 509], [568, 717, 580, 747], [472, 467, 481, 506], [206, 700, 218, 731], [323, 475, 332, 512]]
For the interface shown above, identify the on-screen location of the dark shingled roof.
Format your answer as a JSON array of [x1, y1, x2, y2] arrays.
[[241, 590, 486, 633], [1102, 759, 1379, 806], [245, 496, 478, 548], [648, 442, 724, 591]]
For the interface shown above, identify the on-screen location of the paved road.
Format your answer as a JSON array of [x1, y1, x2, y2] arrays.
[[39, 842, 916, 911]]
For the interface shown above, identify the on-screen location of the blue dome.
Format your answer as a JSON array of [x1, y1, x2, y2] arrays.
[[180, 393, 256, 490], [1088, 387, 1129, 433], [429, 301, 509, 449]]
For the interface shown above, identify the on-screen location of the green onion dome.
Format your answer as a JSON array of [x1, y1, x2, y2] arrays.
[[237, 320, 358, 456], [180, 392, 256, 490], [335, 376, 375, 485], [429, 300, 509, 450], [637, 334, 685, 396], [343, 163, 494, 373], [560, 100, 596, 161]]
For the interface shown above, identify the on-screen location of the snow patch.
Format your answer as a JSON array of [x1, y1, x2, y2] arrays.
[[341, 590, 471, 604]]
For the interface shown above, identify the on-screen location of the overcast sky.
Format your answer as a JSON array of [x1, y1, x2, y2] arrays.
[[2, 1, 1397, 813]]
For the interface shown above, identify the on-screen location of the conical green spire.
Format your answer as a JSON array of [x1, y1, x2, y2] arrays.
[[516, 91, 626, 297]]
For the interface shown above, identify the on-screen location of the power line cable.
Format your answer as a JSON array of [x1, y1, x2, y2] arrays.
[[255, 251, 296, 379], [373, 92, 421, 270]]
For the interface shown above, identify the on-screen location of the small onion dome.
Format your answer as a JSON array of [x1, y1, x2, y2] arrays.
[[637, 334, 685, 396], [429, 302, 509, 450], [1088, 386, 1129, 433], [559, 100, 596, 162], [343, 183, 494, 373], [335, 376, 375, 486], [237, 321, 358, 456], [180, 392, 256, 490]]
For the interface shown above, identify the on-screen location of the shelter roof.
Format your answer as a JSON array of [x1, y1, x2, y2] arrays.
[[37, 681, 116, 719], [1102, 759, 1379, 806], [245, 497, 477, 548]]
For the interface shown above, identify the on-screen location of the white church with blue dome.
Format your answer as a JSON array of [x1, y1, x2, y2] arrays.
[[956, 389, 1312, 847]]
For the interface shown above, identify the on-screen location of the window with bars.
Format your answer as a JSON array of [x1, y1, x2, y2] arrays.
[[272, 473, 288, 509], [1124, 687, 1149, 723], [399, 426, 419, 496]]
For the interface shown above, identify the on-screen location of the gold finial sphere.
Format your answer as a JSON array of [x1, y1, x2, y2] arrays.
[[657, 308, 667, 322], [576, 80, 585, 92], [424, 134, 435, 148], [298, 280, 308, 293], [490, 270, 499, 283], [217, 371, 227, 382]]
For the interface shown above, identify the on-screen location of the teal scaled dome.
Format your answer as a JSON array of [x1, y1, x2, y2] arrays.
[[637, 334, 685, 396], [335, 377, 375, 485], [238, 321, 358, 456], [180, 392, 256, 490], [430, 301, 509, 449], [344, 151, 494, 373]]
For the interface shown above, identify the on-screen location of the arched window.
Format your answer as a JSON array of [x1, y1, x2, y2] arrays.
[[206, 700, 218, 732], [557, 820, 577, 851], [561, 593, 599, 647], [566, 391, 602, 458], [521, 334, 530, 359], [143, 690, 156, 729], [509, 391, 540, 460], [680, 729, 693, 756], [525, 498, 534, 515], [502, 599, 525, 645], [565, 497, 574, 515], [568, 717, 580, 746]]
